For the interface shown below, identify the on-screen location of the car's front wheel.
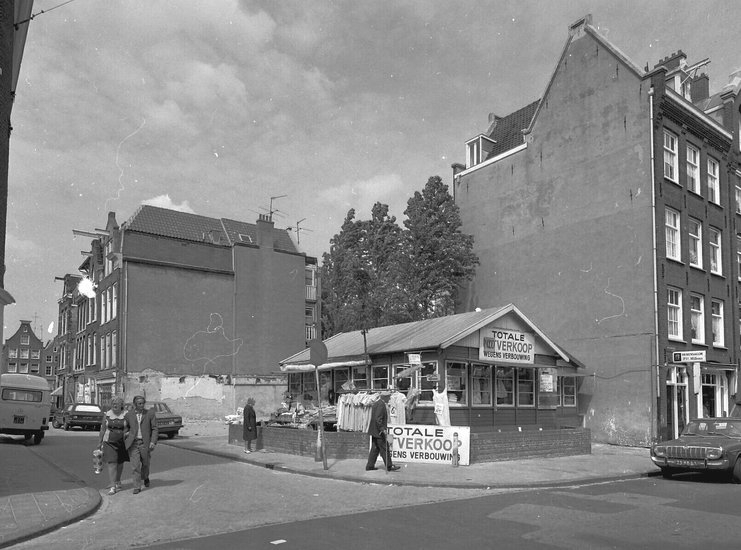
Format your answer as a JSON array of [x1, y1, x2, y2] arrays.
[[731, 458, 741, 484], [52, 419, 61, 429]]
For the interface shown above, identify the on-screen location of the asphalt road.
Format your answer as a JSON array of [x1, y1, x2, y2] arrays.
[[11, 429, 492, 550], [141, 475, 741, 550], [9, 429, 741, 549]]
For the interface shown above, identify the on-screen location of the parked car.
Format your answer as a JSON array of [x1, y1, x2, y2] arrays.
[[148, 401, 183, 438], [53, 403, 104, 431], [651, 417, 741, 482]]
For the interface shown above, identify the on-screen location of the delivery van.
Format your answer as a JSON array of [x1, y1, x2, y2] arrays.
[[0, 373, 51, 444]]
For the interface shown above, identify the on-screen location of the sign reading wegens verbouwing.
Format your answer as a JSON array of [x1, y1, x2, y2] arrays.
[[479, 327, 535, 364]]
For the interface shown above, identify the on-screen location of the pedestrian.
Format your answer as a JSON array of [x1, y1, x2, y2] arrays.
[[124, 395, 158, 494], [365, 392, 400, 472], [98, 395, 129, 495], [243, 397, 257, 453]]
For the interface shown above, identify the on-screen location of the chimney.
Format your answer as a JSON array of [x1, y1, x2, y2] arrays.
[[654, 50, 687, 71], [256, 214, 274, 249], [691, 73, 710, 103]]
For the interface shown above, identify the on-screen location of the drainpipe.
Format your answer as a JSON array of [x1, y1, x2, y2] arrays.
[[648, 84, 659, 444]]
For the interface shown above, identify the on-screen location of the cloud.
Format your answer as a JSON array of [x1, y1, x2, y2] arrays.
[[318, 173, 408, 220], [141, 195, 195, 214]]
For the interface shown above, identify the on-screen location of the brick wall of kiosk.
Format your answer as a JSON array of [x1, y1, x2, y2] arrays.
[[228, 424, 591, 463]]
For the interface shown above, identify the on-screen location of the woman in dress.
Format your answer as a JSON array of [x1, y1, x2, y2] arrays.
[[98, 395, 130, 495]]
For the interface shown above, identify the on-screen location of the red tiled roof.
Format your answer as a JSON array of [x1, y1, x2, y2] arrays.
[[485, 100, 539, 159], [123, 205, 299, 253]]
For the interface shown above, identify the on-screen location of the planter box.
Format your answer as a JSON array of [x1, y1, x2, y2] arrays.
[[228, 424, 591, 463]]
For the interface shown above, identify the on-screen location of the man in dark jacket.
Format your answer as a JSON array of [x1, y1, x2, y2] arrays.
[[366, 392, 400, 471], [124, 395, 158, 494], [243, 397, 257, 453]]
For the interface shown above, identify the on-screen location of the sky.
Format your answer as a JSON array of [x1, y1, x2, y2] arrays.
[[5, 0, 741, 341]]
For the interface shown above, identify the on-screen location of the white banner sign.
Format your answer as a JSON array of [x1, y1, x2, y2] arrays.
[[479, 327, 535, 364], [388, 424, 470, 466]]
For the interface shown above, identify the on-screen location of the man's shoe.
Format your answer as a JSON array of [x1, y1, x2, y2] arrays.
[[365, 466, 378, 471], [144, 479, 150, 488], [387, 465, 401, 471], [133, 488, 141, 494]]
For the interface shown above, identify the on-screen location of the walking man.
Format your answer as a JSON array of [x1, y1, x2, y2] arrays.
[[125, 395, 158, 494], [366, 392, 400, 472]]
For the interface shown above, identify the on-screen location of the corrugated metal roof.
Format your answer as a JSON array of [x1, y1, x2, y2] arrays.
[[123, 205, 299, 253], [281, 304, 583, 367]]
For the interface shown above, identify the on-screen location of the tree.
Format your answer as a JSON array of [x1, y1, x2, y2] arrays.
[[320, 204, 405, 336], [320, 176, 479, 337], [402, 176, 479, 318]]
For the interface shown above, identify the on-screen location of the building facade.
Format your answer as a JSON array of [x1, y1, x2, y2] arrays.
[[2, 320, 44, 376], [57, 206, 319, 419], [452, 15, 740, 446]]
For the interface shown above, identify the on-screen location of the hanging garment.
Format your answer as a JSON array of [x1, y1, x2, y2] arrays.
[[388, 392, 407, 425], [432, 388, 451, 426]]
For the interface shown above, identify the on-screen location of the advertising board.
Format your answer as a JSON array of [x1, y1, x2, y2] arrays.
[[388, 424, 470, 466]]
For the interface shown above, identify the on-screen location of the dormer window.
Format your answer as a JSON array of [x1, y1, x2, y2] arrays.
[[466, 135, 496, 168]]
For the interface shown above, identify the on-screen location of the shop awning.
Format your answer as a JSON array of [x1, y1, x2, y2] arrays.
[[280, 360, 367, 373]]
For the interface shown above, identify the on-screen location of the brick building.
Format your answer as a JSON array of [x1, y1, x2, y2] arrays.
[[58, 205, 319, 419], [2, 320, 43, 376], [452, 15, 740, 446]]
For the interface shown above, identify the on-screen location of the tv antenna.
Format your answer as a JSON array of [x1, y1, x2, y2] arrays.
[[287, 218, 314, 244], [266, 195, 287, 222]]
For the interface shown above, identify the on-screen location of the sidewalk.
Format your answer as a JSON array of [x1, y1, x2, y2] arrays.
[[0, 421, 658, 548]]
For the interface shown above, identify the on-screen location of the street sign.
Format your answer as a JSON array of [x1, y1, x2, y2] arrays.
[[672, 350, 706, 363]]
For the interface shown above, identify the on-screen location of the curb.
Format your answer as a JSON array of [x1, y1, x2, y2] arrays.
[[163, 440, 660, 490], [0, 487, 102, 550]]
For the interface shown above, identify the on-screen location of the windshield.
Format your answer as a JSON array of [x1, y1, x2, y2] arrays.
[[682, 419, 741, 437], [74, 405, 102, 413]]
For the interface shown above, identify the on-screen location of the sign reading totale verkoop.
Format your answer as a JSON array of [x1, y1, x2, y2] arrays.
[[479, 327, 535, 364], [389, 425, 471, 465]]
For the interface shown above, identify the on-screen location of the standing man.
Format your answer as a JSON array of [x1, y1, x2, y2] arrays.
[[125, 395, 158, 494], [242, 397, 257, 454], [365, 392, 400, 472]]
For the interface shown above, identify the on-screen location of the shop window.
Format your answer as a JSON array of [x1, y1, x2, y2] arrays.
[[470, 363, 492, 405], [288, 373, 302, 400], [517, 368, 535, 406], [352, 366, 368, 389], [371, 365, 389, 389], [302, 372, 317, 404], [558, 376, 577, 407], [333, 368, 349, 394], [318, 371, 332, 404], [495, 367, 514, 406], [418, 362, 438, 403], [445, 361, 467, 406], [392, 365, 412, 392]]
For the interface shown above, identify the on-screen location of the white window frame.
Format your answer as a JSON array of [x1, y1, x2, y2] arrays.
[[709, 227, 722, 275], [736, 186, 741, 215], [686, 144, 700, 194], [445, 361, 468, 406], [371, 365, 389, 390], [707, 157, 720, 204], [690, 294, 705, 345], [7, 362, 16, 373], [711, 300, 724, 347], [111, 331, 117, 367], [665, 207, 681, 261], [688, 218, 702, 269], [20, 335, 29, 346], [558, 376, 577, 407], [663, 130, 678, 182], [667, 287, 683, 341], [111, 284, 118, 320]]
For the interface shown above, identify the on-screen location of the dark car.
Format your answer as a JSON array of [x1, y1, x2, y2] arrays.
[[651, 417, 741, 482], [53, 403, 104, 431], [148, 401, 183, 439]]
